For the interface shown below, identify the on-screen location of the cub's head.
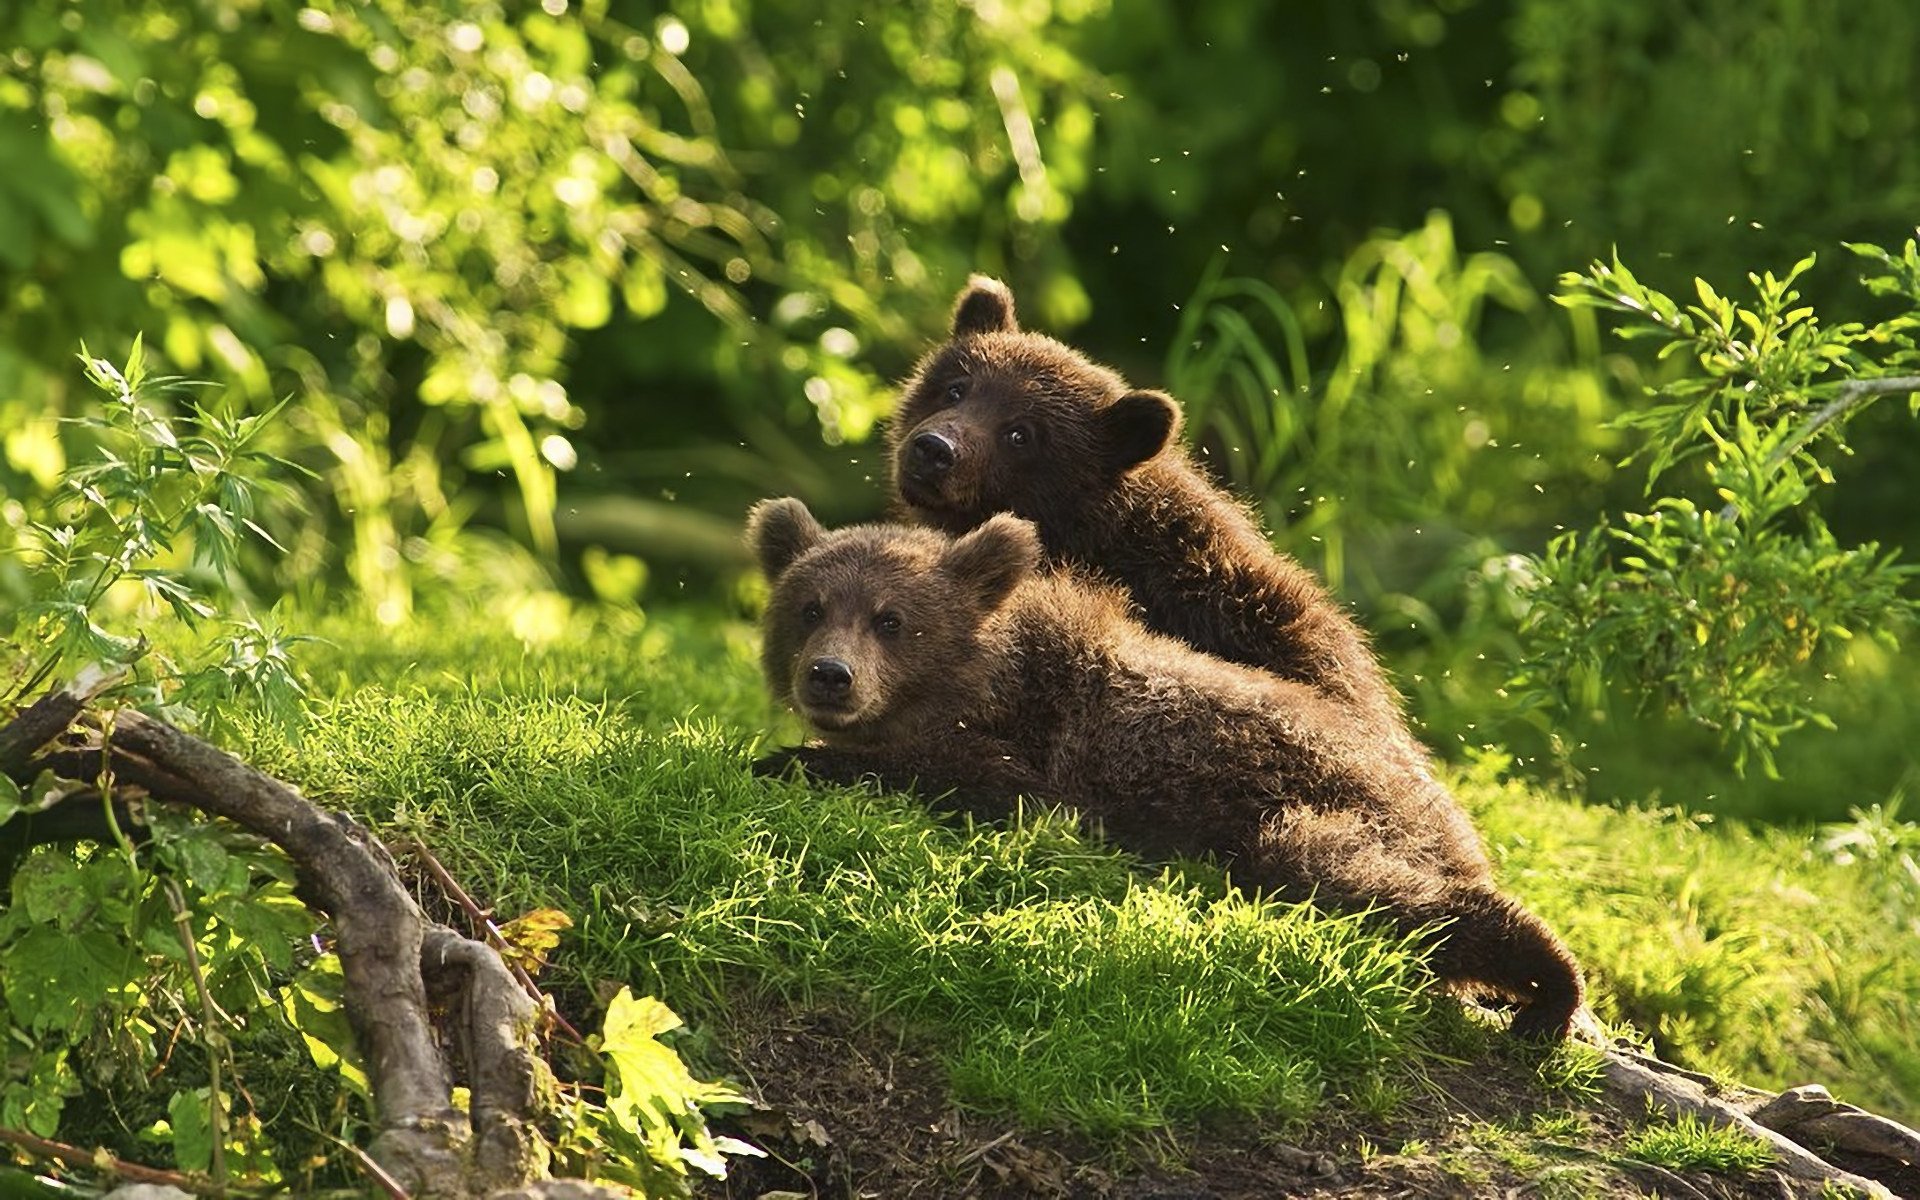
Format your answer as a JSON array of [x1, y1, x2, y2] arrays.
[[747, 497, 1040, 746], [888, 276, 1183, 538]]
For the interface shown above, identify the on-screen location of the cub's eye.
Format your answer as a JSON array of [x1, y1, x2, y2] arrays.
[[1003, 424, 1034, 449], [800, 600, 824, 626], [873, 611, 903, 636], [943, 379, 968, 405]]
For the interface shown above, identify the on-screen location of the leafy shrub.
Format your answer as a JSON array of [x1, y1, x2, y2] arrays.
[[1, 340, 304, 725], [0, 346, 752, 1192], [1515, 239, 1920, 774]]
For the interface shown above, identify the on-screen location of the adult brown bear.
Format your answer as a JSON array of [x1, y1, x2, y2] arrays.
[[749, 498, 1586, 1040]]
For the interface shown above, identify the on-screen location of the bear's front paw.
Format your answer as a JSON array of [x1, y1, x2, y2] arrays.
[[750, 745, 812, 779], [752, 744, 878, 787]]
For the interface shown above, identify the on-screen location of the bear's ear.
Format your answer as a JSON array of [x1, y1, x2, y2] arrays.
[[1100, 390, 1182, 472], [747, 497, 825, 580], [942, 514, 1041, 610], [951, 275, 1018, 337]]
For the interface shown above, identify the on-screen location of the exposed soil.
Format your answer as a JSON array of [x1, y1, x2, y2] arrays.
[[695, 1001, 1869, 1200]]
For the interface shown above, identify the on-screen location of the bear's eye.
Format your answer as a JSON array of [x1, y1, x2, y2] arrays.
[[800, 600, 825, 626], [1003, 424, 1034, 449], [873, 611, 903, 636], [943, 379, 968, 405]]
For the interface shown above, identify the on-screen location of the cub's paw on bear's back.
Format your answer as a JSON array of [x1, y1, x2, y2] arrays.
[[887, 276, 1402, 726]]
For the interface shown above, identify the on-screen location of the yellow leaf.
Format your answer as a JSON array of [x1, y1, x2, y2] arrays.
[[497, 907, 574, 977]]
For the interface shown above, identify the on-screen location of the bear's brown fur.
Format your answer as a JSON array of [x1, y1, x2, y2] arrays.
[[749, 498, 1586, 1040], [888, 276, 1401, 727]]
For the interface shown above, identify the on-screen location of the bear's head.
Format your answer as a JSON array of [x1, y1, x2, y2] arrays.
[[747, 497, 1040, 747], [888, 276, 1183, 538]]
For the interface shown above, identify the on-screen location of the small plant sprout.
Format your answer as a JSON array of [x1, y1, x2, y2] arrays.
[[4, 339, 309, 730]]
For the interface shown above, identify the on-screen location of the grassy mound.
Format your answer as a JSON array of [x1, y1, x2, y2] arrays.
[[234, 609, 1436, 1136], [228, 603, 1920, 1135]]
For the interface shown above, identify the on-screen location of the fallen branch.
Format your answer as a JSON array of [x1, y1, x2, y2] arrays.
[[0, 662, 125, 774], [409, 838, 585, 1045], [0, 1124, 210, 1195], [1576, 1007, 1899, 1199], [1750, 1085, 1920, 1173]]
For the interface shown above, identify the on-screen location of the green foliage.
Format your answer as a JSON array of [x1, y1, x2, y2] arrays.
[[1502, 0, 1920, 283], [2, 0, 742, 606], [0, 342, 306, 729], [0, 349, 752, 1191], [1619, 1111, 1775, 1174], [556, 987, 758, 1194], [0, 0, 1127, 602], [1168, 213, 1616, 592], [1514, 240, 1920, 774], [0, 819, 321, 1187], [0, 341, 331, 1187]]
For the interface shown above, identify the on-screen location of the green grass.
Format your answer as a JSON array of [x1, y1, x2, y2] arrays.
[[230, 607, 1437, 1136], [1620, 1111, 1777, 1173], [1465, 757, 1920, 1122], [214, 601, 1920, 1135]]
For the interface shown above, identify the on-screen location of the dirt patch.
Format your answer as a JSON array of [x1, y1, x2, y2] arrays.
[[696, 1001, 1839, 1200]]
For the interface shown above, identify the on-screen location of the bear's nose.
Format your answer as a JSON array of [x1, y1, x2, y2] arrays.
[[804, 657, 853, 703], [907, 430, 956, 477]]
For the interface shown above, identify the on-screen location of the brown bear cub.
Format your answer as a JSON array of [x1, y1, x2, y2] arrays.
[[749, 498, 1586, 1040], [889, 276, 1400, 728]]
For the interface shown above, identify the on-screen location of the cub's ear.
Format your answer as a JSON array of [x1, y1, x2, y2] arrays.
[[746, 497, 825, 579], [942, 514, 1041, 610], [951, 275, 1018, 337], [1100, 390, 1181, 473]]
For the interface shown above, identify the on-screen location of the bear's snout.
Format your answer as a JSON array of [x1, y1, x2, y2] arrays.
[[803, 657, 855, 707], [906, 430, 957, 478]]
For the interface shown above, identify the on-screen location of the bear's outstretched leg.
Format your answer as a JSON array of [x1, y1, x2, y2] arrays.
[[1253, 811, 1584, 1039], [1421, 885, 1585, 1040]]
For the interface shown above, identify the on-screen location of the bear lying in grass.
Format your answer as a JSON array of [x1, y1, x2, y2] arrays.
[[889, 276, 1401, 728], [749, 498, 1586, 1040]]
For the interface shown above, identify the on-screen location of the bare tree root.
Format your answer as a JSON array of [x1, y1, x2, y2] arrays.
[[0, 663, 126, 774], [1750, 1085, 1920, 1171], [0, 679, 623, 1199], [421, 928, 548, 1187], [1576, 1013, 1910, 1199]]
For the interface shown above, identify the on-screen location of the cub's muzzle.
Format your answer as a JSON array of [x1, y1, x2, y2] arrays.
[[802, 657, 854, 707], [905, 430, 956, 478]]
